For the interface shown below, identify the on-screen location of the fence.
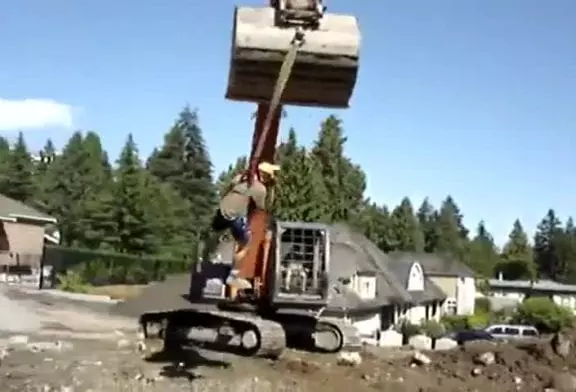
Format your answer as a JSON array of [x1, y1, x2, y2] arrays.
[[40, 245, 192, 289], [0, 250, 45, 288]]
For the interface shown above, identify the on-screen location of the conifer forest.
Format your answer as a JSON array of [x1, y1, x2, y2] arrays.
[[1, 106, 575, 285]]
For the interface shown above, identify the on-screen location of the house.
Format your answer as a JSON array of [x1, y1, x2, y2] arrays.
[[487, 274, 576, 312], [322, 224, 447, 338], [0, 193, 58, 269], [390, 252, 476, 316], [204, 222, 469, 343]]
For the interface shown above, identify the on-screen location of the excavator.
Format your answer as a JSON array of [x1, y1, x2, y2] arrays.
[[139, 0, 361, 359]]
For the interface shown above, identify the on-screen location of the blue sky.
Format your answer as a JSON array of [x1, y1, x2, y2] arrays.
[[0, 0, 574, 246]]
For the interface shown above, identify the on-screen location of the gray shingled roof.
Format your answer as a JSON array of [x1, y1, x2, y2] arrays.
[[329, 224, 412, 306], [0, 194, 56, 223], [489, 279, 576, 294], [386, 253, 447, 303], [387, 251, 474, 277]]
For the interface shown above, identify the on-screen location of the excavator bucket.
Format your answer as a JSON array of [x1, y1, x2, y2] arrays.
[[226, 6, 361, 109]]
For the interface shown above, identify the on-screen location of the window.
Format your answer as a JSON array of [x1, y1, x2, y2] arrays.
[[489, 327, 503, 334], [522, 329, 537, 337], [504, 328, 520, 335], [363, 281, 370, 292], [444, 298, 457, 315]]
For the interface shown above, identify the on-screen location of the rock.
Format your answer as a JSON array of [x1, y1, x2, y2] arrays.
[[411, 351, 431, 366], [474, 351, 495, 366], [8, 335, 29, 346], [435, 337, 458, 351], [514, 376, 522, 385], [552, 332, 572, 358], [379, 330, 403, 347], [471, 368, 482, 376], [28, 340, 73, 353], [550, 372, 576, 391], [116, 339, 131, 349], [408, 334, 432, 351], [336, 351, 362, 367], [136, 341, 146, 352]]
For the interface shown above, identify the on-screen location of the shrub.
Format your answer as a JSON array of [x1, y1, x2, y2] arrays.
[[43, 245, 191, 287], [57, 270, 90, 293], [475, 297, 492, 314], [512, 296, 574, 333], [466, 313, 490, 329], [421, 319, 445, 339], [441, 315, 469, 331], [395, 319, 421, 343]]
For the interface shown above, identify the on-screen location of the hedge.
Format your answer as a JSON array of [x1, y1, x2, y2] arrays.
[[42, 245, 191, 286]]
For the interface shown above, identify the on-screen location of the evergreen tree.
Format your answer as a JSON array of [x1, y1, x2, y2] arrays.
[[550, 217, 576, 283], [311, 115, 366, 222], [434, 196, 468, 259], [533, 209, 563, 279], [358, 201, 393, 252], [273, 128, 328, 221], [389, 197, 424, 252], [466, 221, 499, 277], [499, 219, 535, 280], [147, 106, 216, 241], [113, 134, 157, 255], [417, 198, 439, 253], [43, 131, 116, 247], [0, 137, 11, 194], [3, 132, 35, 203]]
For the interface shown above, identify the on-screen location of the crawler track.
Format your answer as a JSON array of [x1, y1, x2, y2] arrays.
[[140, 309, 360, 359]]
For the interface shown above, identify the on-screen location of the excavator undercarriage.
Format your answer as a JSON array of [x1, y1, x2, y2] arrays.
[[139, 220, 361, 359]]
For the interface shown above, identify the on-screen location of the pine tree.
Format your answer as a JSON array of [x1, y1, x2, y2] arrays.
[[466, 221, 499, 277], [3, 132, 35, 203], [533, 209, 563, 279], [113, 134, 157, 255], [389, 197, 424, 252], [417, 198, 439, 253], [147, 106, 216, 241], [0, 137, 11, 194], [273, 128, 328, 221], [311, 115, 366, 222], [358, 201, 393, 252], [499, 219, 535, 280], [434, 196, 468, 259]]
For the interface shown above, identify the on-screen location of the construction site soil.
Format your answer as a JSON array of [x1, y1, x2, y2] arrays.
[[107, 275, 576, 391], [3, 278, 576, 391]]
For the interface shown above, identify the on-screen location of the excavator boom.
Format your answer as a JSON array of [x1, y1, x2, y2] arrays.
[[137, 0, 363, 360]]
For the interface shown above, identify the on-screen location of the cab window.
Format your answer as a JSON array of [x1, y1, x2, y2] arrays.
[[522, 329, 537, 336], [504, 327, 520, 335]]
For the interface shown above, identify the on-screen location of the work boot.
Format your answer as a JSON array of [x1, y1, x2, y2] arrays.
[[226, 269, 252, 290]]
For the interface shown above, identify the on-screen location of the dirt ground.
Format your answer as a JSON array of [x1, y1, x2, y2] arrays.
[[3, 282, 576, 392]]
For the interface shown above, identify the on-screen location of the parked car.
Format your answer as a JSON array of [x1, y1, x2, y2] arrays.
[[485, 324, 539, 340], [445, 330, 494, 345]]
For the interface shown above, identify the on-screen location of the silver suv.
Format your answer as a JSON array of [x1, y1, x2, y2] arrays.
[[485, 324, 539, 340]]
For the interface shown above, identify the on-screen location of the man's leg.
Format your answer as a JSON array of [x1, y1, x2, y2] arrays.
[[226, 216, 252, 290]]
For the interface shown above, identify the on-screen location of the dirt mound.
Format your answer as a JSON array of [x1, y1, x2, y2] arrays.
[[111, 274, 194, 318], [390, 339, 576, 391]]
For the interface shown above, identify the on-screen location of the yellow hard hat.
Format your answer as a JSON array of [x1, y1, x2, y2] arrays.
[[258, 161, 280, 176]]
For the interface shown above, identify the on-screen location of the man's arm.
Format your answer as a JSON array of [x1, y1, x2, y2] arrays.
[[249, 182, 268, 210]]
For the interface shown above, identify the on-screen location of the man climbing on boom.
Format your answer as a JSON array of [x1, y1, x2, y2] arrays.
[[211, 161, 280, 289]]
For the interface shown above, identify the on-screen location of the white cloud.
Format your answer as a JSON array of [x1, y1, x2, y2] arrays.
[[0, 98, 74, 131]]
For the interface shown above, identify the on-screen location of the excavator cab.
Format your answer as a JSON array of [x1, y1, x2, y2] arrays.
[[226, 1, 361, 108]]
